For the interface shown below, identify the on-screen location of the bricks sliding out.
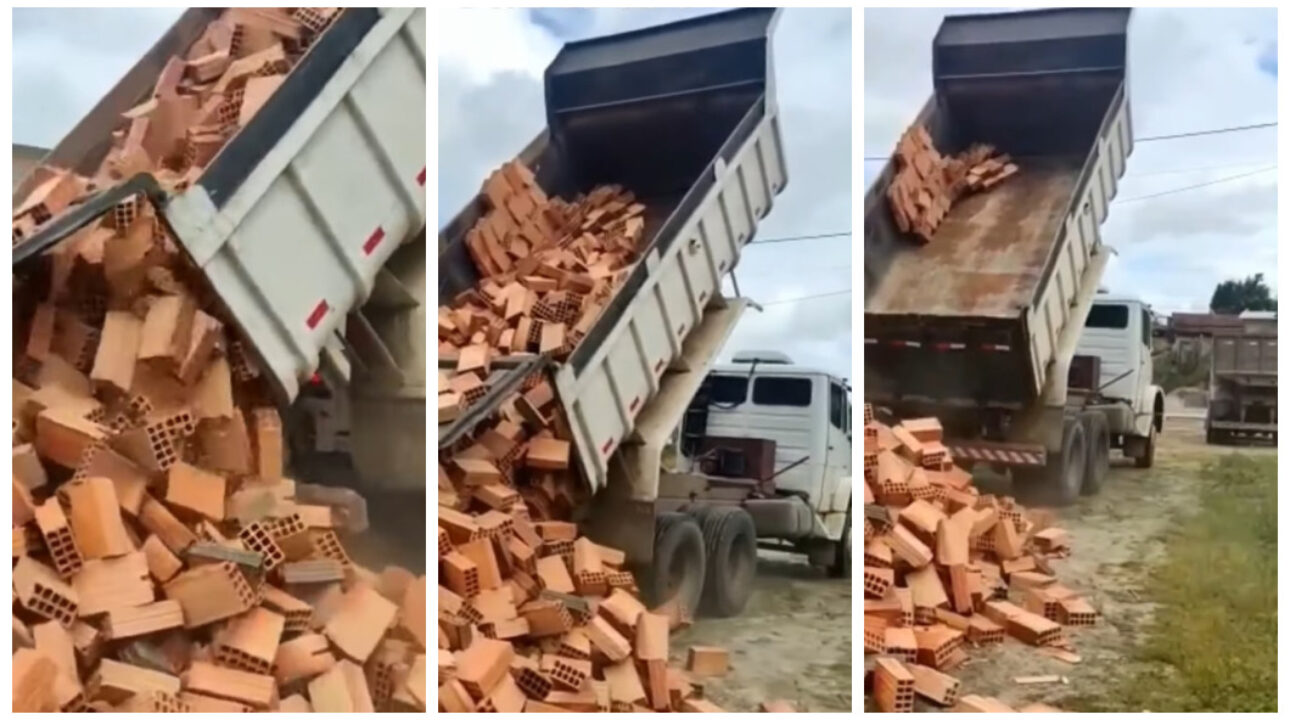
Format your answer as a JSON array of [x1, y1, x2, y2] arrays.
[[863, 403, 1093, 712], [12, 10, 427, 712], [437, 159, 802, 713]]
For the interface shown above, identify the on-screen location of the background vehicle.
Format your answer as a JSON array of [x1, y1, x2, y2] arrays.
[[438, 9, 852, 617], [863, 8, 1162, 505], [14, 8, 428, 498], [1207, 312, 1277, 444]]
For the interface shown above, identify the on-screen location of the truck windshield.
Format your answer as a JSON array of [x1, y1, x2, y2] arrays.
[[1085, 304, 1129, 329]]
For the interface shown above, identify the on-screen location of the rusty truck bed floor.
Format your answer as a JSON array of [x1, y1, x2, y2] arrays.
[[866, 157, 1080, 318]]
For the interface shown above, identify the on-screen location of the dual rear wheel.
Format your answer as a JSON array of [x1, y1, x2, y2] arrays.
[[1015, 412, 1111, 506], [642, 507, 758, 618]]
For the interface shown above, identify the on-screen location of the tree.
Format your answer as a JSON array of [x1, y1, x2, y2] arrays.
[[1210, 273, 1277, 315]]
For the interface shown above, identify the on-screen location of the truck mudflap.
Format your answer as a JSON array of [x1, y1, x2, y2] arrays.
[[946, 440, 1045, 467]]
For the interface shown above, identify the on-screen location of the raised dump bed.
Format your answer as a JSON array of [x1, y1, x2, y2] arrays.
[[439, 8, 788, 493]]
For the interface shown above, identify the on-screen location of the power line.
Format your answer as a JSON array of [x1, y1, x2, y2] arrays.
[[749, 231, 850, 244], [1134, 121, 1277, 143], [863, 120, 1278, 161], [1115, 166, 1276, 204], [760, 289, 852, 306]]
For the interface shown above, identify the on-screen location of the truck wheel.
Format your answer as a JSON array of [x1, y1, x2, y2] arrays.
[[1134, 424, 1156, 468], [1015, 417, 1085, 506], [697, 507, 758, 617], [643, 513, 706, 617], [1081, 413, 1110, 496], [829, 507, 852, 579]]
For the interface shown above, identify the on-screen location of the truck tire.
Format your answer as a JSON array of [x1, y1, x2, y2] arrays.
[[1081, 413, 1110, 496], [697, 507, 758, 617], [829, 507, 852, 579], [643, 513, 706, 617], [1134, 424, 1157, 468], [1014, 417, 1086, 506]]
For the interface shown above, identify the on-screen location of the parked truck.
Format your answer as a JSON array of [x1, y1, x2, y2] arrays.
[[1207, 313, 1277, 444], [439, 9, 853, 617], [864, 8, 1163, 505], [14, 8, 428, 493]]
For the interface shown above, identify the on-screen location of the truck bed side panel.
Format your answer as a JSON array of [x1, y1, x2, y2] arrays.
[[558, 114, 788, 490], [166, 8, 427, 402]]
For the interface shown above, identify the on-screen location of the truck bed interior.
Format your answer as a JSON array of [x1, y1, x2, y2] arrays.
[[865, 8, 1130, 321], [866, 156, 1081, 318], [438, 8, 777, 323]]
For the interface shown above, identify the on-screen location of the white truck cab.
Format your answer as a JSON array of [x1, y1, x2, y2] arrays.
[[1074, 294, 1166, 461], [678, 352, 853, 560]]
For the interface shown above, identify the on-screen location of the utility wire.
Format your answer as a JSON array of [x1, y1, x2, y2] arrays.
[[749, 163, 1273, 247], [749, 231, 850, 244], [1134, 121, 1277, 143], [1115, 166, 1276, 204], [760, 289, 852, 306], [863, 120, 1278, 161]]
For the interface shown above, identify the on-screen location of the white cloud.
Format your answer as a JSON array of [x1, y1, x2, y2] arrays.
[[864, 7, 1277, 315], [14, 8, 183, 148]]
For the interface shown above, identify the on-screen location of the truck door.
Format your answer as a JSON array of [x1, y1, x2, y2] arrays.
[[823, 379, 852, 510], [742, 375, 818, 497]]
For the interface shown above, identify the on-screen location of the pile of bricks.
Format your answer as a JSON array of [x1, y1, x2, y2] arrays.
[[13, 8, 340, 246], [439, 364, 753, 712], [885, 124, 1019, 244], [862, 406, 1093, 712], [438, 159, 647, 424], [13, 186, 425, 710], [439, 160, 754, 711]]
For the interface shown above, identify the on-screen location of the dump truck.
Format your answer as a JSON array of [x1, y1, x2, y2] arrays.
[[864, 8, 1164, 505], [439, 9, 853, 617], [1206, 313, 1277, 444], [14, 8, 428, 493]]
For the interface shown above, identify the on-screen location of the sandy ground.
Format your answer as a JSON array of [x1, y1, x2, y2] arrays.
[[291, 452, 429, 574], [670, 550, 852, 712], [948, 414, 1275, 709]]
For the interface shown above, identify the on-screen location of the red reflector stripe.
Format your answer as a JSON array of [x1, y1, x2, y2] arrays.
[[363, 227, 386, 255], [602, 439, 614, 455], [629, 397, 641, 413], [306, 300, 329, 330], [933, 342, 966, 351], [654, 359, 665, 373], [416, 166, 426, 186]]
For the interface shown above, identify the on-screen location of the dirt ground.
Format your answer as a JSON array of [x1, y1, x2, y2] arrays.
[[669, 550, 852, 712], [950, 414, 1275, 709]]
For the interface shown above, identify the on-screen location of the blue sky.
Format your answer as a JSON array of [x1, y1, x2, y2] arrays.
[[865, 7, 1278, 315]]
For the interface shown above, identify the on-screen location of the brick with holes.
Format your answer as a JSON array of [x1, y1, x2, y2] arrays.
[[33, 499, 85, 577], [163, 562, 256, 628], [215, 606, 284, 675]]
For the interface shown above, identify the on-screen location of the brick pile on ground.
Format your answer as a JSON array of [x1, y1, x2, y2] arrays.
[[885, 124, 1019, 244], [862, 404, 1093, 713], [13, 8, 341, 246], [13, 192, 425, 710], [438, 161, 763, 712], [438, 372, 750, 712], [438, 159, 647, 424]]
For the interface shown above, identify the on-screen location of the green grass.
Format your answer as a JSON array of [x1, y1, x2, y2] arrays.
[[1073, 453, 1277, 712]]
